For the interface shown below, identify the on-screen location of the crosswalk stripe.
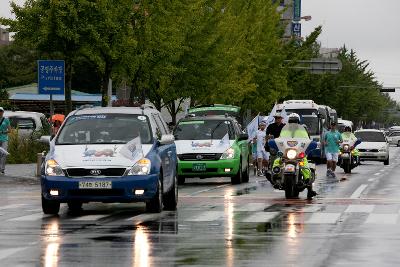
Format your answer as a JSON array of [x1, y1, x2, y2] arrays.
[[0, 204, 26, 211], [71, 215, 109, 221], [301, 205, 323, 213], [9, 213, 51, 222], [0, 247, 27, 260], [345, 205, 375, 213], [235, 203, 271, 212], [306, 213, 341, 224], [241, 212, 280, 223], [126, 213, 166, 222], [186, 211, 224, 222], [365, 214, 399, 225]]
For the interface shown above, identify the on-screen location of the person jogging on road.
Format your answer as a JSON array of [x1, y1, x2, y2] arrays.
[[324, 122, 342, 178], [253, 121, 268, 176]]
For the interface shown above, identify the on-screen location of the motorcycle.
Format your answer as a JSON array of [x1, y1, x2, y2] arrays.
[[268, 131, 318, 199], [338, 141, 360, 174]]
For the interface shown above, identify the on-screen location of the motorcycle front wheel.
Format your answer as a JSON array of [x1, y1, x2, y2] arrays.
[[284, 174, 299, 199]]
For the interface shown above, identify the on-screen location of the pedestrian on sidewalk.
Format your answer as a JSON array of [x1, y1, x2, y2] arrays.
[[0, 107, 11, 175], [324, 122, 342, 178]]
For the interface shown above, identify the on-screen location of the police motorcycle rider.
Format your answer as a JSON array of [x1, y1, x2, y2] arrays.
[[268, 113, 318, 200], [339, 126, 361, 169]]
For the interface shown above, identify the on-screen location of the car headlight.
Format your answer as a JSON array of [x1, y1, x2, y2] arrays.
[[128, 158, 151, 175], [220, 147, 235, 159], [45, 159, 64, 176], [286, 149, 297, 160], [379, 147, 387, 152]]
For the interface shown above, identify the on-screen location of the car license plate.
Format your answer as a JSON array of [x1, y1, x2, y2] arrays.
[[192, 163, 206, 172], [284, 164, 296, 173], [79, 181, 112, 189]]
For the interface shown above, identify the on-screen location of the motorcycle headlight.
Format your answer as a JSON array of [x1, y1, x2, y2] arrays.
[[45, 159, 64, 176], [128, 158, 151, 175], [286, 149, 297, 160], [220, 147, 235, 159], [343, 144, 350, 151]]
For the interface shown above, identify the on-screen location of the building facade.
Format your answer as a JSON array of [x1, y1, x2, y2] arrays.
[[0, 27, 11, 46]]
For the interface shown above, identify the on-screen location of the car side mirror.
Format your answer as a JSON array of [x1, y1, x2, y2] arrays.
[[39, 135, 52, 144], [238, 133, 248, 141], [159, 134, 175, 146]]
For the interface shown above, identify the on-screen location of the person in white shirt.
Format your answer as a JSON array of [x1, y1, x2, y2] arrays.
[[253, 121, 269, 176]]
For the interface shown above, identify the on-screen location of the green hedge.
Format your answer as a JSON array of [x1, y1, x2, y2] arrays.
[[6, 130, 49, 164]]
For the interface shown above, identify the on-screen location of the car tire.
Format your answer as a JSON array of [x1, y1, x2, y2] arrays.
[[231, 160, 242, 185], [242, 157, 250, 183], [42, 195, 60, 215], [384, 157, 390, 165], [164, 173, 178, 211], [67, 202, 83, 213], [146, 179, 163, 213], [177, 176, 185, 185], [397, 141, 400, 147]]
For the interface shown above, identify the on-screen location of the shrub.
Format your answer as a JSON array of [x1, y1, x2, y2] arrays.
[[6, 129, 49, 164]]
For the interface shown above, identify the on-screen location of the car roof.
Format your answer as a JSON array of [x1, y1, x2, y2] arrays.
[[4, 111, 45, 119], [178, 115, 237, 122], [70, 106, 160, 116], [355, 129, 384, 133]]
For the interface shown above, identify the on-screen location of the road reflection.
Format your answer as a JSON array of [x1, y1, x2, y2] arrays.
[[224, 189, 235, 267], [133, 225, 151, 267], [43, 219, 60, 267]]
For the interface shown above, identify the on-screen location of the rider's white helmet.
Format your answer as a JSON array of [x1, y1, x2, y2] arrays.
[[288, 113, 301, 124]]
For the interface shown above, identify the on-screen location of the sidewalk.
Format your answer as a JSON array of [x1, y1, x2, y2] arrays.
[[4, 164, 37, 179]]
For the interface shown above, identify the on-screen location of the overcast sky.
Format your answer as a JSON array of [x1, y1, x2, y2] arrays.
[[1, 0, 400, 100]]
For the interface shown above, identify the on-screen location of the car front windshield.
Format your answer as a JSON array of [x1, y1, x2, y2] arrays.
[[355, 132, 386, 142], [174, 120, 235, 140], [56, 114, 153, 145]]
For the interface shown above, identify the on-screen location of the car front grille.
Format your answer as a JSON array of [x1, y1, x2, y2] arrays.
[[359, 149, 379, 152], [68, 189, 124, 197], [65, 168, 127, 177], [182, 168, 218, 173], [178, 153, 222, 161]]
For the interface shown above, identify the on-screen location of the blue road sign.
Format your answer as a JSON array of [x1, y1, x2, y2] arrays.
[[292, 22, 301, 38], [38, 60, 65, 95]]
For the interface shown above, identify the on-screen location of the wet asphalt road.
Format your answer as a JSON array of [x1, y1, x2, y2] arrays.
[[1, 148, 400, 266]]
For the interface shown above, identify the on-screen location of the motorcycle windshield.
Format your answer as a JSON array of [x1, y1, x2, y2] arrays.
[[279, 124, 309, 139]]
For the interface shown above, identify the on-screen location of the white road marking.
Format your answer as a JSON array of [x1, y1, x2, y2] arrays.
[[368, 178, 375, 182], [0, 247, 27, 260], [345, 205, 375, 213], [365, 214, 399, 225], [301, 205, 323, 213], [374, 173, 380, 176], [306, 213, 342, 224], [71, 214, 109, 221], [235, 203, 271, 212], [186, 211, 224, 222], [9, 213, 51, 222], [0, 204, 25, 211], [125, 213, 167, 222], [350, 184, 368, 199], [241, 212, 280, 223], [188, 184, 232, 196]]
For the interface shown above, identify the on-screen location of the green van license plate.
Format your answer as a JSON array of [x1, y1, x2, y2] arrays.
[[192, 163, 206, 172]]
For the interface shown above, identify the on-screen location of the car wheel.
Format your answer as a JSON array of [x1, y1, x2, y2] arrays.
[[242, 157, 250, 183], [231, 160, 242, 185], [177, 176, 185, 185], [146, 179, 163, 213], [164, 173, 178, 211], [397, 141, 400, 147], [384, 157, 390, 165], [42, 195, 60, 215], [67, 202, 83, 214]]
